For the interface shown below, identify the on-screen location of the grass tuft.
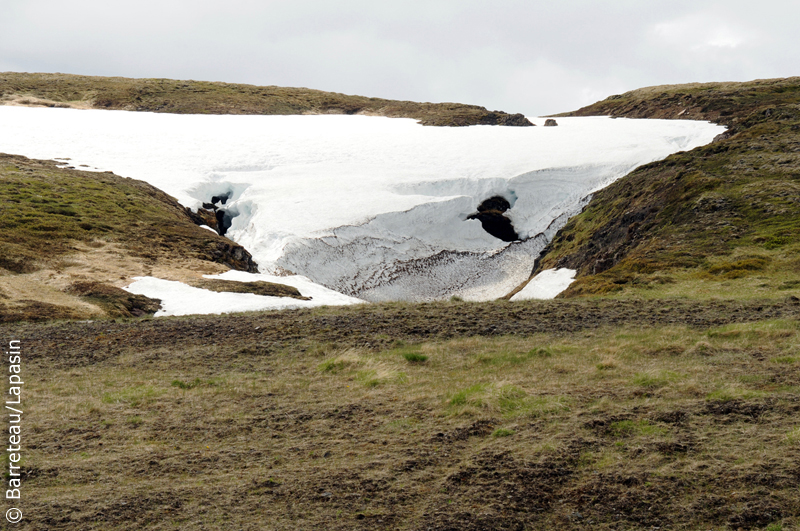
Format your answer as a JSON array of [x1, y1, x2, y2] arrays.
[[402, 352, 429, 363], [631, 371, 681, 389], [171, 378, 203, 390]]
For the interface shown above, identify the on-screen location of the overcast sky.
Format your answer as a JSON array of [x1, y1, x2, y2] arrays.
[[1, 0, 798, 115]]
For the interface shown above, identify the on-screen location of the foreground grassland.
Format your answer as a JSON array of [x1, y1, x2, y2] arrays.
[[527, 77, 800, 299], [0, 72, 531, 126], [6, 299, 800, 530]]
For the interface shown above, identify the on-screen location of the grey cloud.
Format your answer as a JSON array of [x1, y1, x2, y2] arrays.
[[1, 0, 798, 115]]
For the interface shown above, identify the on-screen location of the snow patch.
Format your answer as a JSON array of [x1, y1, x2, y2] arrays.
[[510, 269, 577, 300], [124, 271, 364, 317]]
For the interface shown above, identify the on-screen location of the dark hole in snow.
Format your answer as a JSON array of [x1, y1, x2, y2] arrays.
[[211, 192, 231, 206], [467, 195, 520, 242], [476, 196, 511, 213], [215, 209, 235, 236]]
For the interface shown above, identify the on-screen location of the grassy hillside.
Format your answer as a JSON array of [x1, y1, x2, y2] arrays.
[[0, 154, 265, 321], [0, 72, 532, 127], [558, 77, 800, 129], [7, 298, 800, 530], [0, 154, 255, 272], [522, 77, 800, 299]]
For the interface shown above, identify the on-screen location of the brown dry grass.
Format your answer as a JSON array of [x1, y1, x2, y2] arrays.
[[7, 305, 800, 530]]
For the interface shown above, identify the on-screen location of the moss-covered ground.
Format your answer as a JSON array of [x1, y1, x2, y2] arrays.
[[0, 154, 260, 320], [0, 154, 246, 270]]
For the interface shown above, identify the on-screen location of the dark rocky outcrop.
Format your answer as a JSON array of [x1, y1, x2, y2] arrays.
[[210, 241, 259, 273], [215, 210, 232, 236], [476, 196, 512, 212], [479, 112, 534, 127], [543, 119, 558, 127], [211, 193, 230, 205], [186, 201, 247, 241], [186, 195, 238, 236], [185, 206, 219, 232]]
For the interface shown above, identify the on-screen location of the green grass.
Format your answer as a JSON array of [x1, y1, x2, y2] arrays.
[[171, 378, 203, 390], [101, 385, 161, 407], [402, 352, 429, 363], [706, 387, 766, 402], [388, 343, 430, 363], [631, 370, 681, 389], [449, 383, 489, 407]]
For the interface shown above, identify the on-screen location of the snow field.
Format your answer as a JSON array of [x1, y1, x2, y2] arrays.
[[0, 107, 725, 307]]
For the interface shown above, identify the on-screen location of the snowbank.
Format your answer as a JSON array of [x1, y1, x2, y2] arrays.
[[124, 271, 364, 317], [510, 269, 577, 301], [0, 108, 725, 302]]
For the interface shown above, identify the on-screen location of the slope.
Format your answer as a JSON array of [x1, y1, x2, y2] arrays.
[[0, 154, 262, 321], [519, 77, 800, 299]]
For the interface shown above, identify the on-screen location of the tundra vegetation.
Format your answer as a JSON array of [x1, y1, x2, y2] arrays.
[[0, 72, 532, 127], [2, 76, 800, 530]]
